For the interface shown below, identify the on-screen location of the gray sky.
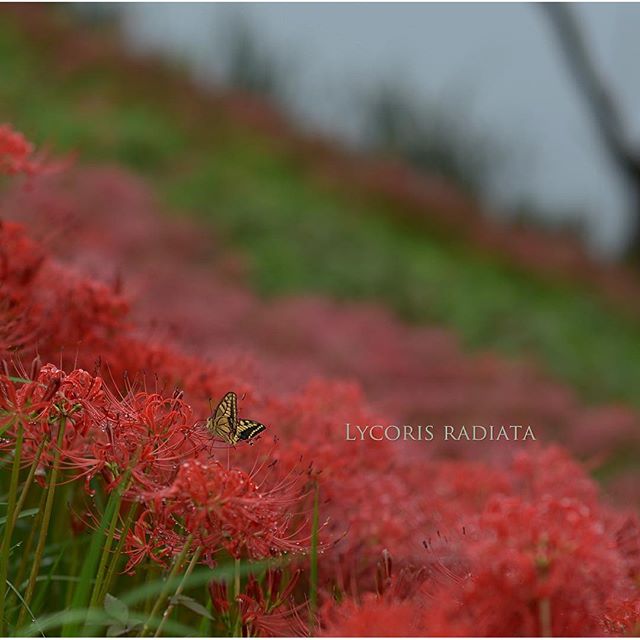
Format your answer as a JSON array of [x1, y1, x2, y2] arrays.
[[118, 3, 640, 257]]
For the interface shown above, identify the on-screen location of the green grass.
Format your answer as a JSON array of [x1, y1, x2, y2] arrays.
[[1, 12, 640, 409]]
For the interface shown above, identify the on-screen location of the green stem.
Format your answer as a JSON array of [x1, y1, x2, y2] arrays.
[[0, 424, 23, 635], [234, 558, 241, 603], [153, 546, 202, 637], [98, 501, 137, 604], [12, 487, 46, 599], [140, 536, 193, 637], [16, 419, 66, 628], [143, 563, 160, 616], [2, 438, 47, 616], [89, 478, 130, 609], [65, 537, 80, 610], [539, 597, 552, 636], [197, 598, 213, 637], [12, 438, 46, 528], [233, 557, 242, 637]]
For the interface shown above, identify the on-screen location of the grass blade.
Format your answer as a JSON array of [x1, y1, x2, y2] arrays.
[[61, 487, 121, 635], [0, 424, 23, 634]]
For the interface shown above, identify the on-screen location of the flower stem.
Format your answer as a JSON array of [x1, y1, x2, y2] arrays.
[[539, 597, 552, 636], [140, 535, 193, 637], [233, 557, 242, 637], [2, 437, 46, 616], [12, 486, 46, 599], [89, 475, 131, 609], [16, 419, 66, 629], [12, 438, 46, 527], [0, 423, 23, 635], [153, 546, 202, 637], [98, 501, 137, 604], [234, 557, 241, 602]]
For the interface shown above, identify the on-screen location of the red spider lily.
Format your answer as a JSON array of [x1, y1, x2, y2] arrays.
[[421, 494, 632, 636], [0, 292, 38, 358], [13, 166, 633, 470], [4, 122, 640, 636], [121, 509, 181, 574], [321, 595, 421, 637], [0, 217, 49, 288], [145, 459, 308, 563], [0, 220, 129, 368], [318, 444, 640, 636], [0, 123, 64, 178], [0, 221, 246, 415], [208, 580, 231, 616], [217, 569, 305, 637], [80, 386, 206, 493], [0, 220, 45, 356], [34, 261, 130, 356], [603, 596, 640, 635], [0, 124, 39, 176], [318, 549, 442, 636], [0, 364, 106, 465], [0, 364, 206, 492], [615, 516, 640, 581], [208, 571, 307, 636]]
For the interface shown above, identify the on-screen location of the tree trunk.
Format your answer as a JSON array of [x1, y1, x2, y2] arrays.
[[541, 3, 640, 258]]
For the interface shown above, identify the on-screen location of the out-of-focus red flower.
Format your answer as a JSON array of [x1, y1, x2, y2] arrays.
[[0, 124, 58, 177], [321, 594, 421, 637], [603, 596, 640, 635], [615, 516, 640, 582], [0, 124, 38, 176], [0, 220, 45, 285], [423, 494, 631, 636], [208, 580, 231, 616], [0, 221, 46, 356]]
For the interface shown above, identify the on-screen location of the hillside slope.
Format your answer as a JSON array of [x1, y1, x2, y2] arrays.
[[1, 5, 640, 413]]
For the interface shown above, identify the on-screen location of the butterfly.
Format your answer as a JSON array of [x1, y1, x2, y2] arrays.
[[206, 391, 267, 445]]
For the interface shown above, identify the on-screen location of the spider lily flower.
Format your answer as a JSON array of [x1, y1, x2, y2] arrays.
[[142, 459, 308, 563]]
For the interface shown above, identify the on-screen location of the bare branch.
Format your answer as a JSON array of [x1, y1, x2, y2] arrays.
[[541, 3, 640, 256]]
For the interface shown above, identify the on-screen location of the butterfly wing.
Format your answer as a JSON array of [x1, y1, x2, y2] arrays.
[[207, 391, 238, 444], [236, 419, 266, 443], [207, 392, 267, 444]]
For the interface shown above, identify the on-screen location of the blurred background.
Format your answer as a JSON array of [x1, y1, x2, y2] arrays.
[[2, 3, 640, 498], [115, 3, 640, 257]]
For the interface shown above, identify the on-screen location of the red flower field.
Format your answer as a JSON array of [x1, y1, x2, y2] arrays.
[[2, 122, 640, 637]]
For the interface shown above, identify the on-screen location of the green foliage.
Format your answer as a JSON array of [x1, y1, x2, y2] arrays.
[[166, 144, 640, 407]]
